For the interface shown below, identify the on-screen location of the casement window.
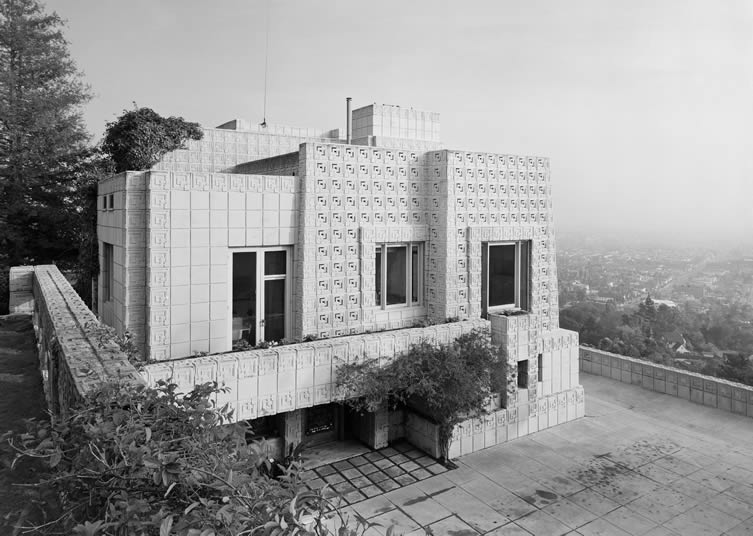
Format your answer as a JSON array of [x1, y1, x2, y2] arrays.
[[231, 247, 290, 345], [375, 243, 422, 308], [102, 243, 114, 302], [482, 241, 530, 315]]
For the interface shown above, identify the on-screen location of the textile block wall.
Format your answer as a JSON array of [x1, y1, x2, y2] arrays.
[[154, 125, 340, 174], [141, 320, 489, 421], [144, 172, 299, 361], [98, 172, 148, 353], [296, 143, 431, 339]]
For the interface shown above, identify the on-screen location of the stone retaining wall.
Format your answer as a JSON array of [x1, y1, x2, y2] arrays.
[[580, 347, 753, 418], [9, 266, 143, 416]]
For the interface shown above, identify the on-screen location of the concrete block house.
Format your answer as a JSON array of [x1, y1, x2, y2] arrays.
[[97, 101, 583, 459]]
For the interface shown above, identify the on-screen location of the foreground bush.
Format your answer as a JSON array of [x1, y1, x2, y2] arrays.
[[1, 381, 366, 535]]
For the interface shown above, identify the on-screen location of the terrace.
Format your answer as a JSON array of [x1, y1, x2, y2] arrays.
[[326, 374, 753, 535]]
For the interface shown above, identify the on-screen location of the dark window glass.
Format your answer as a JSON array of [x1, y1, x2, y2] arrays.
[[102, 243, 113, 302], [232, 252, 256, 343], [386, 246, 407, 305], [518, 359, 529, 389], [519, 241, 529, 309], [538, 353, 543, 382], [489, 244, 516, 307], [264, 279, 285, 342], [411, 245, 419, 303], [264, 251, 286, 275], [375, 247, 382, 306]]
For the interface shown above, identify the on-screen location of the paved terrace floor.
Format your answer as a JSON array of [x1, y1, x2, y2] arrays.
[[327, 374, 753, 536], [0, 314, 47, 534]]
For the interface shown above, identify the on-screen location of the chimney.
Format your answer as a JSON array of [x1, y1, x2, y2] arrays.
[[346, 97, 352, 144]]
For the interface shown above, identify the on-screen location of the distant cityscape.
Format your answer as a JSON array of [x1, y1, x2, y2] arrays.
[[557, 234, 753, 384]]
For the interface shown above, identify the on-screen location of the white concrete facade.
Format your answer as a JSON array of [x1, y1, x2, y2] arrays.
[[96, 102, 582, 457]]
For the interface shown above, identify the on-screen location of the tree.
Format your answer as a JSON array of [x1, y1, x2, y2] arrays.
[[336, 330, 504, 462], [0, 0, 94, 311], [716, 353, 753, 386], [2, 381, 379, 535], [102, 107, 203, 172]]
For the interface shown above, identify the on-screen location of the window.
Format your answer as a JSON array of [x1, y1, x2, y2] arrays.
[[102, 243, 114, 302], [375, 243, 422, 308], [518, 359, 529, 389], [231, 248, 290, 345], [482, 241, 530, 315], [538, 353, 543, 382]]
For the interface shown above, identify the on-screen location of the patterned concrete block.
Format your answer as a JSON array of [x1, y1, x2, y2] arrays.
[[580, 348, 753, 421]]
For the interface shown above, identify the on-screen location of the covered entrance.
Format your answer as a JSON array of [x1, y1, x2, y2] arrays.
[[293, 404, 384, 468]]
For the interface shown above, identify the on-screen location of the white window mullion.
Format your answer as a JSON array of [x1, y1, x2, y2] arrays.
[[257, 252, 264, 344]]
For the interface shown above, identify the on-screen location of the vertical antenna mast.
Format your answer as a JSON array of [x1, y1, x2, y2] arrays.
[[261, 0, 270, 128]]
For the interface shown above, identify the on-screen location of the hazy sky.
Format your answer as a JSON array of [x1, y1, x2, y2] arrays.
[[46, 0, 753, 246]]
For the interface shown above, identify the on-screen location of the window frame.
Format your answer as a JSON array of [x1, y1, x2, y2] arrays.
[[482, 240, 530, 315], [102, 242, 114, 303], [374, 242, 423, 310], [228, 246, 292, 346]]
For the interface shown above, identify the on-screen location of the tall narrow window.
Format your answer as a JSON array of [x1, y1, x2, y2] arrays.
[[518, 359, 529, 389], [482, 241, 530, 315], [386, 246, 406, 305], [411, 245, 419, 304], [102, 243, 113, 302], [232, 252, 257, 344], [375, 247, 382, 305], [374, 242, 423, 309], [263, 251, 286, 342]]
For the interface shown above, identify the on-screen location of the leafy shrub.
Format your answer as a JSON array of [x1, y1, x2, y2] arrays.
[[102, 107, 203, 173], [336, 329, 504, 461], [0, 381, 371, 535]]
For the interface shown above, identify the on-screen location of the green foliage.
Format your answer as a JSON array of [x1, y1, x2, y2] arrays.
[[102, 107, 203, 173], [87, 321, 146, 367], [714, 353, 753, 385], [562, 295, 753, 386], [0, 381, 378, 535], [0, 0, 101, 311], [336, 329, 503, 461]]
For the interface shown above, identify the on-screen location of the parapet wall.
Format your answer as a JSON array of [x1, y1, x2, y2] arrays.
[[406, 384, 585, 459], [141, 319, 490, 422], [9, 266, 144, 416], [580, 347, 753, 418]]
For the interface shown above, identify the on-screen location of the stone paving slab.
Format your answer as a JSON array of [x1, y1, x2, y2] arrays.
[[0, 315, 48, 533], [302, 440, 446, 505], [328, 374, 753, 535]]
